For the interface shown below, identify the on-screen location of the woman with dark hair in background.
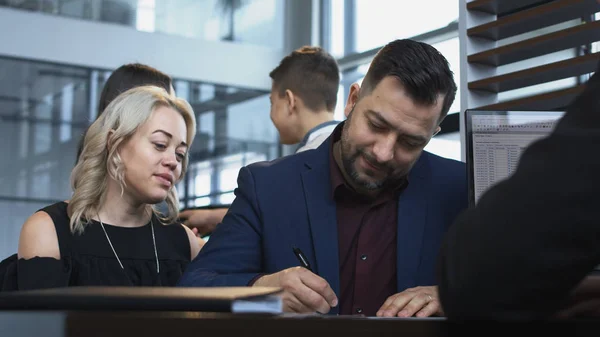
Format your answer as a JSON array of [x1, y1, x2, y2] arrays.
[[75, 63, 174, 163]]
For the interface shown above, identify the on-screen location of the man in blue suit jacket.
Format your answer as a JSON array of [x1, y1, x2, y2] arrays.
[[178, 39, 467, 318]]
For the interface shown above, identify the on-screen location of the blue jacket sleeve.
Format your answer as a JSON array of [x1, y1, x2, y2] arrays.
[[177, 166, 264, 287]]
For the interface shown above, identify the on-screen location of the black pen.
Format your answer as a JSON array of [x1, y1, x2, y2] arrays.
[[292, 246, 313, 273]]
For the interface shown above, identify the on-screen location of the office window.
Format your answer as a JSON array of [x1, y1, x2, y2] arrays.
[[324, 0, 458, 57], [136, 0, 156, 32], [328, 0, 346, 57], [334, 84, 346, 121], [355, 0, 458, 53], [1, 0, 284, 48], [59, 83, 74, 143], [424, 132, 461, 161], [432, 37, 460, 114]]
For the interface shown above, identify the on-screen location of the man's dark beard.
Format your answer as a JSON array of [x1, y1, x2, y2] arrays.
[[340, 108, 408, 191], [340, 111, 394, 190], [341, 147, 389, 190]]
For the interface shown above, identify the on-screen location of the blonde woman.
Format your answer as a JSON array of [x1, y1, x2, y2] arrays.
[[17, 86, 203, 290]]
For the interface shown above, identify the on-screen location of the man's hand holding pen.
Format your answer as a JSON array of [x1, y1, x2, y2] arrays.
[[252, 267, 338, 314], [252, 246, 337, 313]]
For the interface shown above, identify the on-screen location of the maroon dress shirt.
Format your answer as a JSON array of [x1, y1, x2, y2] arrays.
[[328, 125, 407, 316]]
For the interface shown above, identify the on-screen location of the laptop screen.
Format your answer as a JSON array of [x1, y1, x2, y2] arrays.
[[465, 110, 565, 206]]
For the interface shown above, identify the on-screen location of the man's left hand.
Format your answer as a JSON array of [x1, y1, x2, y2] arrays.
[[376, 286, 442, 318]]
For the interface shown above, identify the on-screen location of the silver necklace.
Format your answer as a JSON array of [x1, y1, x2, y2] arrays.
[[98, 214, 160, 274]]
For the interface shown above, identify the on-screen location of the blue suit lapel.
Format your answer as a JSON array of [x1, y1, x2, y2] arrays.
[[396, 153, 430, 291], [300, 140, 340, 314]]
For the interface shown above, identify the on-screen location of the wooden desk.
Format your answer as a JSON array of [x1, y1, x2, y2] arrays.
[[0, 310, 598, 337]]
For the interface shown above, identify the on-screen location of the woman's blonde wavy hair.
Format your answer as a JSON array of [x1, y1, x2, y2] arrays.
[[68, 85, 196, 234]]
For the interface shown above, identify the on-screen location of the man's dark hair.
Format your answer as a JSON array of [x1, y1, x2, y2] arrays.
[[361, 39, 457, 121], [76, 63, 172, 163], [269, 46, 340, 112]]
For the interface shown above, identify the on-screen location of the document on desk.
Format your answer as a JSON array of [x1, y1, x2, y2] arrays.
[[231, 295, 282, 313], [0, 286, 283, 314], [276, 313, 447, 320], [366, 316, 447, 320]]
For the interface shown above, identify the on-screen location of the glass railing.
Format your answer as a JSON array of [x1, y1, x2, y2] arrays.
[[0, 0, 284, 48]]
